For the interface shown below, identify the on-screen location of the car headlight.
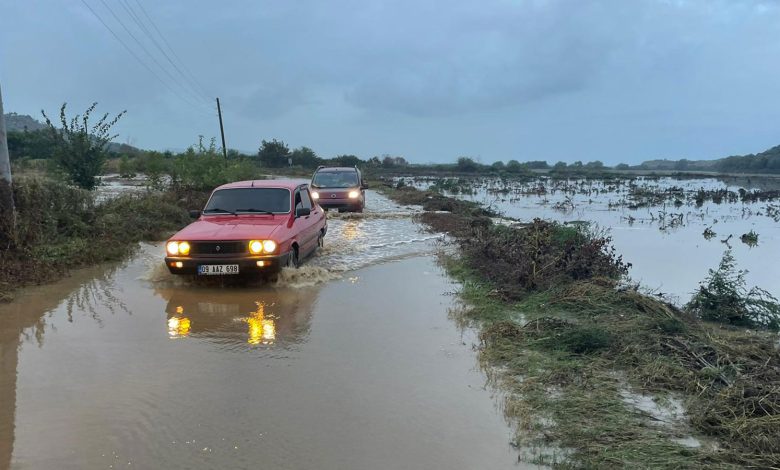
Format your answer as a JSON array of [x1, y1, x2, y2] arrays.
[[167, 241, 190, 256], [311, 191, 319, 200], [262, 240, 277, 253], [249, 240, 263, 254], [348, 190, 360, 199]]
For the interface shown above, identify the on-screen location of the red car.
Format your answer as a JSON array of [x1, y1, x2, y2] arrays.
[[164, 180, 327, 275], [310, 166, 367, 212]]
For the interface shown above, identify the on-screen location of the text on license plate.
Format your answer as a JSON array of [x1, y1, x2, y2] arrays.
[[198, 264, 239, 275]]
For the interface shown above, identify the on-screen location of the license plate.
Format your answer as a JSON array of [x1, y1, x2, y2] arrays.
[[197, 264, 239, 275]]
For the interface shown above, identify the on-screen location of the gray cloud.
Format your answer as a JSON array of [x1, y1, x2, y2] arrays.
[[1, 0, 780, 163]]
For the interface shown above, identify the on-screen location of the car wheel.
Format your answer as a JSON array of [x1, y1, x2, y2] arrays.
[[288, 247, 300, 268]]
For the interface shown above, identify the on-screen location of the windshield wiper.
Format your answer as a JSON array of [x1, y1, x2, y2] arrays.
[[236, 208, 275, 215], [203, 208, 236, 215]]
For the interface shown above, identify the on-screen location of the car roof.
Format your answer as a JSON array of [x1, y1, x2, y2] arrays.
[[315, 167, 359, 173], [214, 179, 308, 191]]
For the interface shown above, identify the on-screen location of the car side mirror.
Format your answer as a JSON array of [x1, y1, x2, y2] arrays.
[[189, 210, 201, 219], [361, 182, 369, 189], [296, 207, 311, 218]]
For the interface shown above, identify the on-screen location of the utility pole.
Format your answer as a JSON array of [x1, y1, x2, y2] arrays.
[[216, 97, 227, 161], [0, 82, 15, 238], [0, 84, 11, 186]]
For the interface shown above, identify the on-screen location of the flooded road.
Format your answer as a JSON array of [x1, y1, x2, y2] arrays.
[[0, 192, 523, 470]]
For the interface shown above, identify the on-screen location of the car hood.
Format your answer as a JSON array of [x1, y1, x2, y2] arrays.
[[172, 216, 288, 241]]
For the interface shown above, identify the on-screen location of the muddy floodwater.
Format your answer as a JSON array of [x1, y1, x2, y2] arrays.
[[403, 176, 780, 303], [0, 191, 524, 470]]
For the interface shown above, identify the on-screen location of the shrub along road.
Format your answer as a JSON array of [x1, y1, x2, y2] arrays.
[[0, 177, 208, 301]]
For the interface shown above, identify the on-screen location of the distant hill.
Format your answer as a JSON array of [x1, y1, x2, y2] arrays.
[[4, 113, 46, 132], [636, 144, 780, 174], [3, 112, 140, 155]]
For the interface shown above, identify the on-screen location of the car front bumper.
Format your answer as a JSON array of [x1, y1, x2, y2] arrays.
[[317, 197, 363, 211], [164, 252, 292, 275]]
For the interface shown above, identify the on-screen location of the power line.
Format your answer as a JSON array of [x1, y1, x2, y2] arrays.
[[92, 0, 212, 111], [116, 0, 211, 102], [131, 0, 213, 100], [80, 0, 209, 116]]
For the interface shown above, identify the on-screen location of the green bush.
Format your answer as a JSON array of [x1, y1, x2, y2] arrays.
[[3, 176, 95, 249], [686, 250, 780, 330], [41, 103, 125, 190], [118, 155, 137, 178], [0, 177, 193, 299], [169, 137, 262, 191]]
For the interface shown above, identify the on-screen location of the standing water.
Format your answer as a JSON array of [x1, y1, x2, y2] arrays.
[[401, 176, 780, 303], [0, 191, 527, 470]]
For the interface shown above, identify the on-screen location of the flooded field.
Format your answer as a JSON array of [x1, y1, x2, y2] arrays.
[[0, 191, 524, 470], [401, 176, 780, 303]]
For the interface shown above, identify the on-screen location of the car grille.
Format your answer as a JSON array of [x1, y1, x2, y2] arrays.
[[189, 241, 246, 255]]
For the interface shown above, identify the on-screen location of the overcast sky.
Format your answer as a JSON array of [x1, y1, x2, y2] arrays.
[[2, 0, 779, 164]]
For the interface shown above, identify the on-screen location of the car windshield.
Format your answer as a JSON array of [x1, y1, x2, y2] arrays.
[[203, 188, 291, 214], [312, 171, 359, 188]]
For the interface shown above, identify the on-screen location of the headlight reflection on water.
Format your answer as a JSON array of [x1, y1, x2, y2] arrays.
[[247, 302, 276, 345], [342, 220, 362, 241], [166, 303, 277, 344], [168, 313, 191, 338]]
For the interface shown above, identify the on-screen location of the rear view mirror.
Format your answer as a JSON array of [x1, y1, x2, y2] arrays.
[[361, 182, 369, 189], [296, 207, 311, 217], [189, 210, 201, 219]]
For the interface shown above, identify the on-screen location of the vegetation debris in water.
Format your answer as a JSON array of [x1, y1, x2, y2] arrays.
[[739, 229, 759, 246]]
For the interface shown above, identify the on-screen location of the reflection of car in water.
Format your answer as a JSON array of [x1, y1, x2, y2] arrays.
[[157, 287, 318, 346], [164, 179, 327, 276], [310, 166, 367, 213]]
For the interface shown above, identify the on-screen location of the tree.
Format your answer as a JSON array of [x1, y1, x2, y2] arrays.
[[615, 163, 630, 170], [6, 129, 54, 160], [506, 160, 525, 173], [585, 160, 605, 169], [226, 149, 243, 160], [257, 139, 290, 167], [381, 155, 408, 168], [290, 146, 321, 168], [525, 160, 549, 169], [42, 102, 126, 190], [456, 157, 480, 172], [491, 160, 505, 171], [552, 161, 568, 170], [329, 154, 363, 167]]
